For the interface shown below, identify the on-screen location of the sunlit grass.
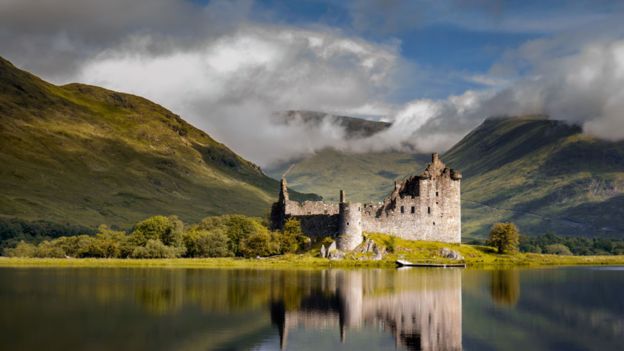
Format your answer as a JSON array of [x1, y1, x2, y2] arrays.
[[3, 233, 624, 269]]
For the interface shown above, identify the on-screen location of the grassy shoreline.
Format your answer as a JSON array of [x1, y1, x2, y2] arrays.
[[2, 252, 624, 269], [3, 234, 624, 269]]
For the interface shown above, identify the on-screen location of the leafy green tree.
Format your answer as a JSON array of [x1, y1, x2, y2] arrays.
[[3, 241, 37, 257], [199, 215, 267, 256], [94, 226, 128, 258], [131, 239, 183, 258], [50, 235, 100, 257], [544, 243, 573, 255], [183, 228, 232, 257], [279, 218, 310, 254], [35, 240, 66, 258], [239, 229, 280, 258], [487, 223, 520, 254], [131, 216, 184, 247]]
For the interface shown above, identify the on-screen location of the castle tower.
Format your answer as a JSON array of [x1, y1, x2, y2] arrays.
[[270, 178, 290, 230], [337, 190, 363, 251], [279, 178, 289, 202]]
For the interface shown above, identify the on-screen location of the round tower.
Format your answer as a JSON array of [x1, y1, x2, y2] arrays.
[[337, 190, 363, 251]]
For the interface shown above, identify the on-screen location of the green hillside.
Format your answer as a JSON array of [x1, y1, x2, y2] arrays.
[[0, 56, 314, 230], [265, 148, 429, 202], [445, 115, 624, 238]]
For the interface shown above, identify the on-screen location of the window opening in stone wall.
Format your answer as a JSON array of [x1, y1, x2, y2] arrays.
[[428, 207, 431, 214], [347, 222, 349, 226], [436, 191, 439, 197], [433, 222, 436, 226], [400, 206, 405, 214], [411, 206, 415, 214]]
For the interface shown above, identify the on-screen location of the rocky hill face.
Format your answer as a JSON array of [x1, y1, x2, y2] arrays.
[[0, 57, 315, 229]]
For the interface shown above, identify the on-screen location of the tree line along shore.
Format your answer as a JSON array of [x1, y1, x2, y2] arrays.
[[1, 215, 624, 268]]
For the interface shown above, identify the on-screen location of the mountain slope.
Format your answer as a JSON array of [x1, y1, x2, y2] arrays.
[[444, 115, 624, 237], [265, 148, 429, 202], [0, 57, 314, 229]]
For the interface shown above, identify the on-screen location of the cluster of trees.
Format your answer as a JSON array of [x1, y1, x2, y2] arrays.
[[480, 222, 624, 256], [3, 215, 310, 259], [520, 233, 624, 256], [0, 218, 95, 249]]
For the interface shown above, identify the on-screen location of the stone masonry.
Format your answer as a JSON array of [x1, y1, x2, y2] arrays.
[[271, 153, 462, 250]]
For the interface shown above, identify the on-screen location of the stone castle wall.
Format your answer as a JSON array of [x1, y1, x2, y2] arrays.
[[271, 153, 461, 245], [282, 200, 339, 237]]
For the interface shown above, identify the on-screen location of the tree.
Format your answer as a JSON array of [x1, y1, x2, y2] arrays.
[[3, 241, 36, 257], [280, 218, 308, 254], [544, 244, 573, 256], [34, 240, 66, 258], [131, 216, 184, 247], [488, 223, 520, 254], [198, 215, 268, 256], [131, 239, 183, 258], [239, 229, 280, 258], [183, 228, 232, 257]]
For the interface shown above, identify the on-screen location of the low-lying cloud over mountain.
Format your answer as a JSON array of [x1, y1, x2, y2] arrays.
[[2, 0, 624, 167]]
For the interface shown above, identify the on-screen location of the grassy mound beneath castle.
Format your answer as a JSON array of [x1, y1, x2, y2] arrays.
[[366, 233, 624, 266]]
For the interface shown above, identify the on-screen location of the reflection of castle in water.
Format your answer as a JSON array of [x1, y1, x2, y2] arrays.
[[270, 270, 462, 351]]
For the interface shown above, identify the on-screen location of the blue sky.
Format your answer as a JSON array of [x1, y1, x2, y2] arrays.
[[239, 0, 623, 98]]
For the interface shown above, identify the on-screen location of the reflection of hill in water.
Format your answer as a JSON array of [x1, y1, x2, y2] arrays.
[[271, 269, 463, 351]]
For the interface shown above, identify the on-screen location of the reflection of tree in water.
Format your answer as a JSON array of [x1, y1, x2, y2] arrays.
[[134, 271, 184, 315], [490, 269, 520, 307], [132, 269, 316, 315]]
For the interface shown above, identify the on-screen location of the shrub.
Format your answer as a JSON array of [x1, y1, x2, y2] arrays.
[[183, 228, 232, 257], [35, 240, 66, 258], [280, 218, 309, 254], [94, 226, 128, 258], [239, 230, 280, 258], [3, 241, 37, 257], [198, 215, 267, 256], [51, 235, 102, 258], [131, 216, 184, 247], [544, 244, 573, 256], [131, 239, 183, 258], [487, 223, 520, 254]]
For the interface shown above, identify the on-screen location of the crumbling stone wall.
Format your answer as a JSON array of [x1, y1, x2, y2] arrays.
[[284, 200, 339, 236], [271, 153, 461, 244]]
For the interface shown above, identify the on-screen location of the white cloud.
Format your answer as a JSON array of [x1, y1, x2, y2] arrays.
[[75, 26, 401, 166]]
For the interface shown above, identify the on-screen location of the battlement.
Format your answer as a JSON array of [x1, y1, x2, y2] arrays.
[[270, 153, 461, 247]]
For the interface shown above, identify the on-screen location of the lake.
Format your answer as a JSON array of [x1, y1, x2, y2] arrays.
[[0, 266, 622, 350]]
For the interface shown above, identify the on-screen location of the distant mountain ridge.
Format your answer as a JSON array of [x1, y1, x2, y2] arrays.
[[0, 56, 316, 229], [277, 110, 391, 139]]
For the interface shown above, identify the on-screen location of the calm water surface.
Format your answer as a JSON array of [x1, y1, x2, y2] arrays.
[[0, 266, 622, 351]]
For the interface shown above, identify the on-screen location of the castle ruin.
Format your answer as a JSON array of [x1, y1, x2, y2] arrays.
[[271, 153, 462, 250]]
